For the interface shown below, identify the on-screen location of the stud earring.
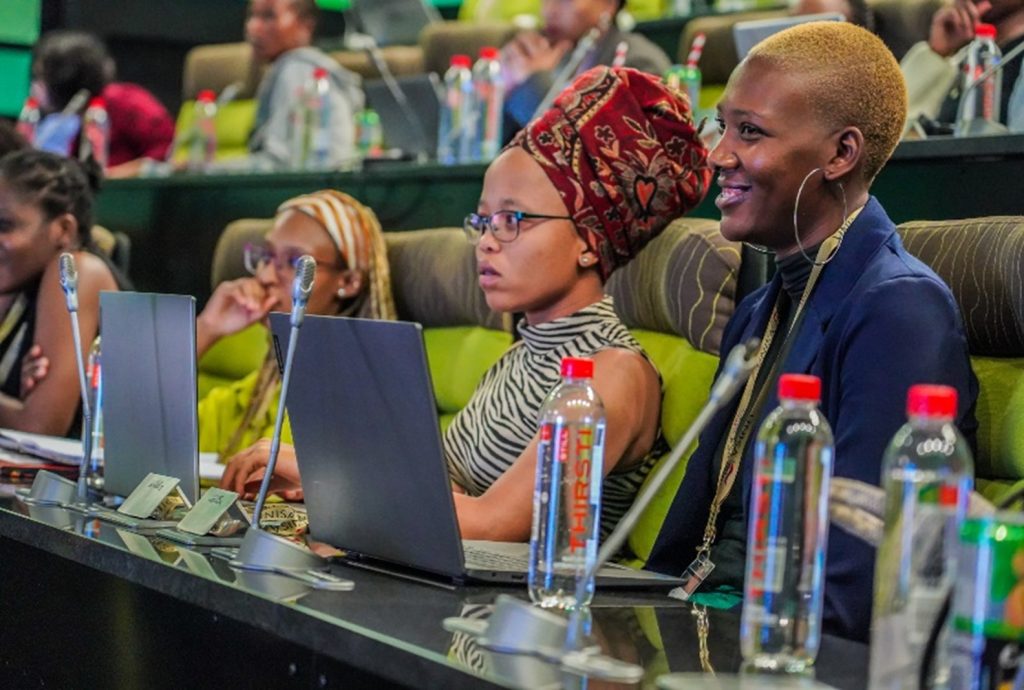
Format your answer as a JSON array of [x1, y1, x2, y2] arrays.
[[580, 256, 593, 267], [337, 287, 349, 298]]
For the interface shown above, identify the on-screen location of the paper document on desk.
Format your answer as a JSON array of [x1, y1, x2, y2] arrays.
[[0, 429, 82, 465]]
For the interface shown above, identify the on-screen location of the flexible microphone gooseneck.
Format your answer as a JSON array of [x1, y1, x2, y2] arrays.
[[251, 255, 316, 523], [59, 252, 94, 501], [350, 33, 432, 160], [530, 15, 610, 121], [564, 338, 760, 647]]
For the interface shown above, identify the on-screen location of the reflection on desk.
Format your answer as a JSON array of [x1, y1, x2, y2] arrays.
[[0, 492, 869, 689]]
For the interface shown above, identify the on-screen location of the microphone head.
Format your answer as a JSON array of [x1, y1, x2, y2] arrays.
[[59, 252, 78, 290], [59, 252, 79, 312], [292, 255, 316, 305]]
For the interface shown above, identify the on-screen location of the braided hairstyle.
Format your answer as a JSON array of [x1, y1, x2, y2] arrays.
[[0, 149, 103, 249]]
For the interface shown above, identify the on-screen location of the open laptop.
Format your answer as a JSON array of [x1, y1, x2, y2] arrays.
[[733, 13, 845, 60], [351, 0, 440, 47], [101, 292, 200, 507], [270, 313, 681, 588], [363, 73, 441, 160]]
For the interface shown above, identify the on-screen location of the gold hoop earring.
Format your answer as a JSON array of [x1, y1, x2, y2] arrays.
[[793, 167, 847, 267]]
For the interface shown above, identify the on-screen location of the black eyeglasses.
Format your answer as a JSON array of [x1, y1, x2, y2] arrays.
[[463, 210, 574, 244]]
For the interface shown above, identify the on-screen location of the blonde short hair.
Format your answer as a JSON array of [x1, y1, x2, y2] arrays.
[[745, 21, 907, 182]]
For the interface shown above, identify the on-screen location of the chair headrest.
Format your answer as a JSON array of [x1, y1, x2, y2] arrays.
[[385, 227, 505, 330], [182, 42, 263, 101], [605, 217, 741, 355], [898, 217, 1024, 357]]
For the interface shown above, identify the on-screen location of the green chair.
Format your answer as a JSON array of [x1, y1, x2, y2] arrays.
[[604, 217, 743, 564], [174, 42, 263, 163], [898, 217, 1024, 506], [199, 221, 512, 429]]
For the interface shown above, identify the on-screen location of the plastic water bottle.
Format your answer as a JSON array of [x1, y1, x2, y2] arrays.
[[85, 336, 104, 489], [81, 97, 110, 169], [957, 23, 1003, 135], [16, 97, 41, 144], [471, 46, 504, 162], [741, 373, 834, 674], [290, 67, 332, 170], [188, 89, 218, 172], [868, 385, 973, 690], [437, 54, 474, 165], [529, 357, 606, 610], [307, 67, 332, 170]]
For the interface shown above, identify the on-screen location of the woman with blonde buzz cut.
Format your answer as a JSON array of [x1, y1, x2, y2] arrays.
[[645, 21, 978, 642]]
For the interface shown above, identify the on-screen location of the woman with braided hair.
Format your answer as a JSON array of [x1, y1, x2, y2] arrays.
[[220, 66, 713, 541], [0, 149, 123, 436], [196, 190, 396, 462]]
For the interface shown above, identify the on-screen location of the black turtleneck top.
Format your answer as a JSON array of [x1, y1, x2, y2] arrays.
[[701, 244, 822, 594]]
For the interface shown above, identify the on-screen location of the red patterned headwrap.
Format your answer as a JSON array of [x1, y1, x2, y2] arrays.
[[510, 66, 711, 280]]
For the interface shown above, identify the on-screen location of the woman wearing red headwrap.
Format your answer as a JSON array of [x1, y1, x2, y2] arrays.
[[221, 67, 711, 543]]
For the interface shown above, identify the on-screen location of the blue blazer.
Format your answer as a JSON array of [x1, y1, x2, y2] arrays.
[[646, 197, 978, 642]]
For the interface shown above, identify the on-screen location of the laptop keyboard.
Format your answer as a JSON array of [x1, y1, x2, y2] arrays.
[[463, 544, 530, 572]]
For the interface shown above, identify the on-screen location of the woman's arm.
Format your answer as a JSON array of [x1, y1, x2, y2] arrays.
[[454, 348, 662, 542], [0, 252, 116, 434], [195, 278, 278, 359]]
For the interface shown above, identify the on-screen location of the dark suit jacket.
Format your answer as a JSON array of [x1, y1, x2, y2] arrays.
[[645, 197, 978, 643], [503, 26, 672, 131]]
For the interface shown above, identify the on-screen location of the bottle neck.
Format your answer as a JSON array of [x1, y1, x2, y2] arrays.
[[779, 398, 818, 410], [907, 413, 955, 428]]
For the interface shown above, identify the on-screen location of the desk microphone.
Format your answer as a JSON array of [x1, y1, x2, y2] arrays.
[[441, 338, 760, 680], [59, 252, 94, 501], [349, 32, 431, 161], [954, 38, 1024, 136], [252, 255, 315, 521]]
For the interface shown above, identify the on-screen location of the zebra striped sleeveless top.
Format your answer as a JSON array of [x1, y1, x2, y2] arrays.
[[443, 296, 661, 540]]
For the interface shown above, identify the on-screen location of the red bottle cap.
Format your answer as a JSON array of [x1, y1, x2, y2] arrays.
[[778, 374, 821, 402], [479, 46, 499, 60], [88, 97, 106, 109], [451, 54, 472, 69], [975, 23, 997, 38], [24, 97, 38, 108], [561, 357, 594, 379], [197, 89, 216, 103], [906, 384, 957, 419], [312, 67, 328, 79]]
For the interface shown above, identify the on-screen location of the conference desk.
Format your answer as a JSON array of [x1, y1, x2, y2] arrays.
[[0, 491, 869, 689], [94, 134, 1024, 304]]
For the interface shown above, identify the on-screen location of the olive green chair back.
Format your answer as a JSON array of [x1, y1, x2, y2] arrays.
[[605, 217, 742, 564], [898, 217, 1024, 506]]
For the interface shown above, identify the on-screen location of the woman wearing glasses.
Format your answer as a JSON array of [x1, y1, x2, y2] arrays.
[[221, 67, 711, 542], [195, 189, 395, 459]]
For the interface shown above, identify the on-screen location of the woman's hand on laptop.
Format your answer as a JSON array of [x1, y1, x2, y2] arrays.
[[220, 438, 304, 500], [196, 279, 279, 359]]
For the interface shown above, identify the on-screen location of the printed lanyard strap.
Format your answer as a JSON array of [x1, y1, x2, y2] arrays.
[[696, 207, 862, 559]]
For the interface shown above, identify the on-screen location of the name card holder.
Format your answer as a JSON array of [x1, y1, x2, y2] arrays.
[[91, 472, 191, 530], [156, 487, 250, 547]]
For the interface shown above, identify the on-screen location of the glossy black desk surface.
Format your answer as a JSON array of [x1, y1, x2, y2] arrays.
[[0, 490, 868, 689]]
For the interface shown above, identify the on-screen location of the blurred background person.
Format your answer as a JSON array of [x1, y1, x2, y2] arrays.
[[502, 0, 671, 134], [902, 0, 1024, 128], [245, 0, 363, 169], [31, 30, 175, 177]]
